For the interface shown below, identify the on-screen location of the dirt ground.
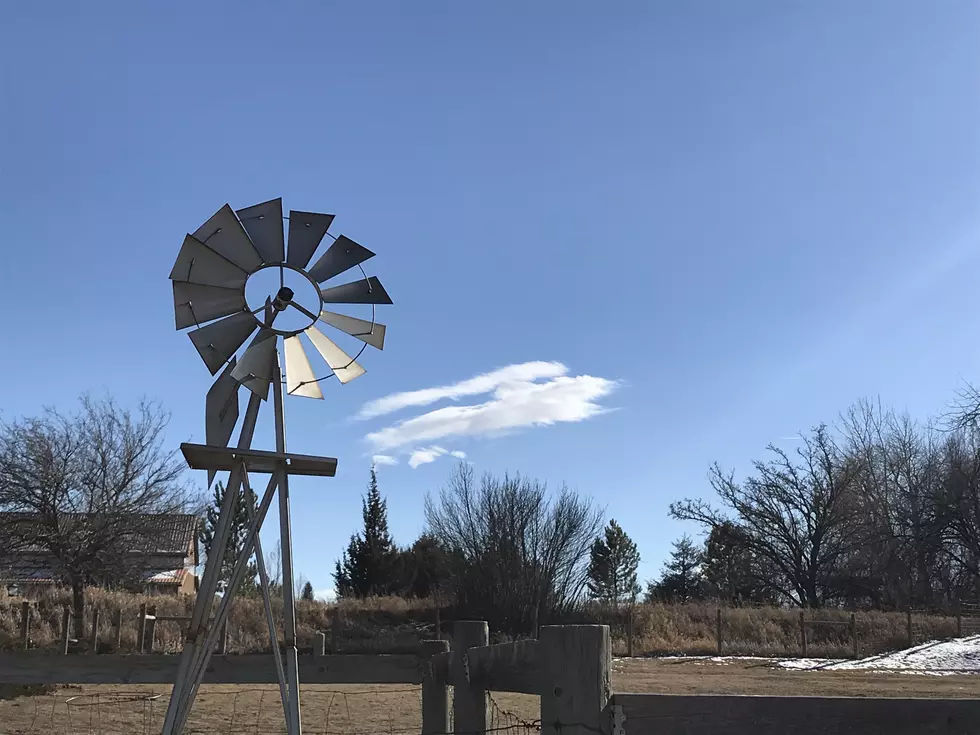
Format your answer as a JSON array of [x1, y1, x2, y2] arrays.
[[2, 658, 979, 734]]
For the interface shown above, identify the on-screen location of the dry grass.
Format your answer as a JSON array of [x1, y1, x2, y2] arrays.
[[0, 588, 961, 658], [590, 602, 960, 659]]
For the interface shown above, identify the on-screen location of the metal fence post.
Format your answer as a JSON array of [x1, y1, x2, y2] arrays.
[[61, 607, 71, 655], [799, 611, 807, 657], [20, 601, 30, 651], [717, 608, 723, 656], [113, 609, 123, 651], [90, 608, 100, 653]]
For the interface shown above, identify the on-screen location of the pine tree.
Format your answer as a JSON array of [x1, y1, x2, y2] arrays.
[[198, 481, 258, 594], [586, 519, 641, 605], [333, 466, 399, 598], [300, 581, 314, 601], [645, 534, 704, 603]]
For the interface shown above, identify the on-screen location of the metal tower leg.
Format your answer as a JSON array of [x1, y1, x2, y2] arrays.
[[273, 351, 302, 734], [242, 470, 289, 721], [172, 470, 280, 733], [162, 391, 263, 734]]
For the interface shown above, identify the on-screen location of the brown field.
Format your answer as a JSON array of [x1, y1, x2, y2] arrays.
[[2, 658, 979, 734]]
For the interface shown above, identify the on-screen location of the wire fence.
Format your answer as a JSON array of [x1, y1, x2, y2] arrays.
[[1, 685, 542, 735]]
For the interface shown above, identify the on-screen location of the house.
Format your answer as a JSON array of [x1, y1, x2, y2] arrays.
[[0, 513, 200, 596]]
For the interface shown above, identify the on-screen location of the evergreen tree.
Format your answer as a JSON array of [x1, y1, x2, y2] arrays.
[[198, 481, 258, 594], [333, 467, 399, 597], [300, 581, 314, 601], [701, 522, 775, 605], [645, 534, 704, 603], [586, 519, 641, 605]]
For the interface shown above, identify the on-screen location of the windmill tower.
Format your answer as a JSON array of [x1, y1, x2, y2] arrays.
[[164, 198, 392, 734]]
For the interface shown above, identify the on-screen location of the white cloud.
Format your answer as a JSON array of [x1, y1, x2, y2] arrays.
[[357, 361, 569, 419], [365, 369, 617, 452], [372, 454, 399, 466], [450, 450, 467, 459], [408, 446, 448, 469]]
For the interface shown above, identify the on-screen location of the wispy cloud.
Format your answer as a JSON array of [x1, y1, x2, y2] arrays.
[[357, 361, 568, 419], [450, 450, 467, 459], [372, 454, 399, 466], [363, 363, 617, 452], [408, 446, 448, 468]]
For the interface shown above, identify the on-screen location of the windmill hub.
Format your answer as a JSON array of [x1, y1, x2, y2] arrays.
[[244, 264, 322, 334]]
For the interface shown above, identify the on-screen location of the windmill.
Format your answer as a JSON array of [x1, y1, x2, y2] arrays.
[[163, 198, 392, 735]]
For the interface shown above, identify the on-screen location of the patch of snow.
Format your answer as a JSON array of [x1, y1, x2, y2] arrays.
[[776, 635, 980, 675]]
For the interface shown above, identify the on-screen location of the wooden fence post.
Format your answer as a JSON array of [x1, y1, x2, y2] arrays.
[[145, 605, 157, 654], [61, 607, 71, 655], [20, 601, 30, 651], [331, 607, 341, 653], [850, 613, 857, 659], [421, 639, 451, 735], [957, 609, 963, 638], [540, 625, 611, 735], [907, 608, 913, 648], [435, 607, 441, 641], [626, 608, 634, 658], [452, 621, 489, 735], [137, 604, 147, 653], [799, 612, 807, 657], [112, 609, 122, 651], [90, 609, 100, 653], [717, 608, 723, 656]]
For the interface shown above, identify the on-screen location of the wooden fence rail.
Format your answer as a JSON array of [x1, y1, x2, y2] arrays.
[[3, 617, 978, 734]]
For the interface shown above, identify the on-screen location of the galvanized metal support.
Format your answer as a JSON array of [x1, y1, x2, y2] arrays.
[[273, 350, 303, 734]]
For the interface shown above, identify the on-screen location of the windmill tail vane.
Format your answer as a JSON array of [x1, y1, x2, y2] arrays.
[[162, 198, 392, 735]]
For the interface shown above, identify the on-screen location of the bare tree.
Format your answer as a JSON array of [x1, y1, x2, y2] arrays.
[[838, 400, 946, 608], [671, 425, 863, 608], [0, 395, 192, 636], [425, 463, 603, 635]]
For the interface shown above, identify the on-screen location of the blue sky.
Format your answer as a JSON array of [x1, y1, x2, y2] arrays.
[[2, 2, 979, 598]]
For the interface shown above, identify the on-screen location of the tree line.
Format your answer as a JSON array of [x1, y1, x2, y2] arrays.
[[332, 395, 980, 618]]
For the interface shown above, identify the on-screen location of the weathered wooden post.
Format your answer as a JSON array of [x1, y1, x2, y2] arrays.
[[20, 601, 30, 651], [137, 603, 147, 653], [435, 607, 441, 640], [907, 608, 913, 648], [716, 608, 723, 656], [452, 620, 489, 735], [799, 611, 807, 657], [146, 604, 158, 653], [61, 607, 71, 654], [957, 608, 963, 638], [421, 639, 451, 735], [850, 613, 857, 659], [626, 607, 634, 658], [90, 608, 100, 652], [331, 607, 341, 653], [540, 625, 611, 735], [112, 609, 123, 650]]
